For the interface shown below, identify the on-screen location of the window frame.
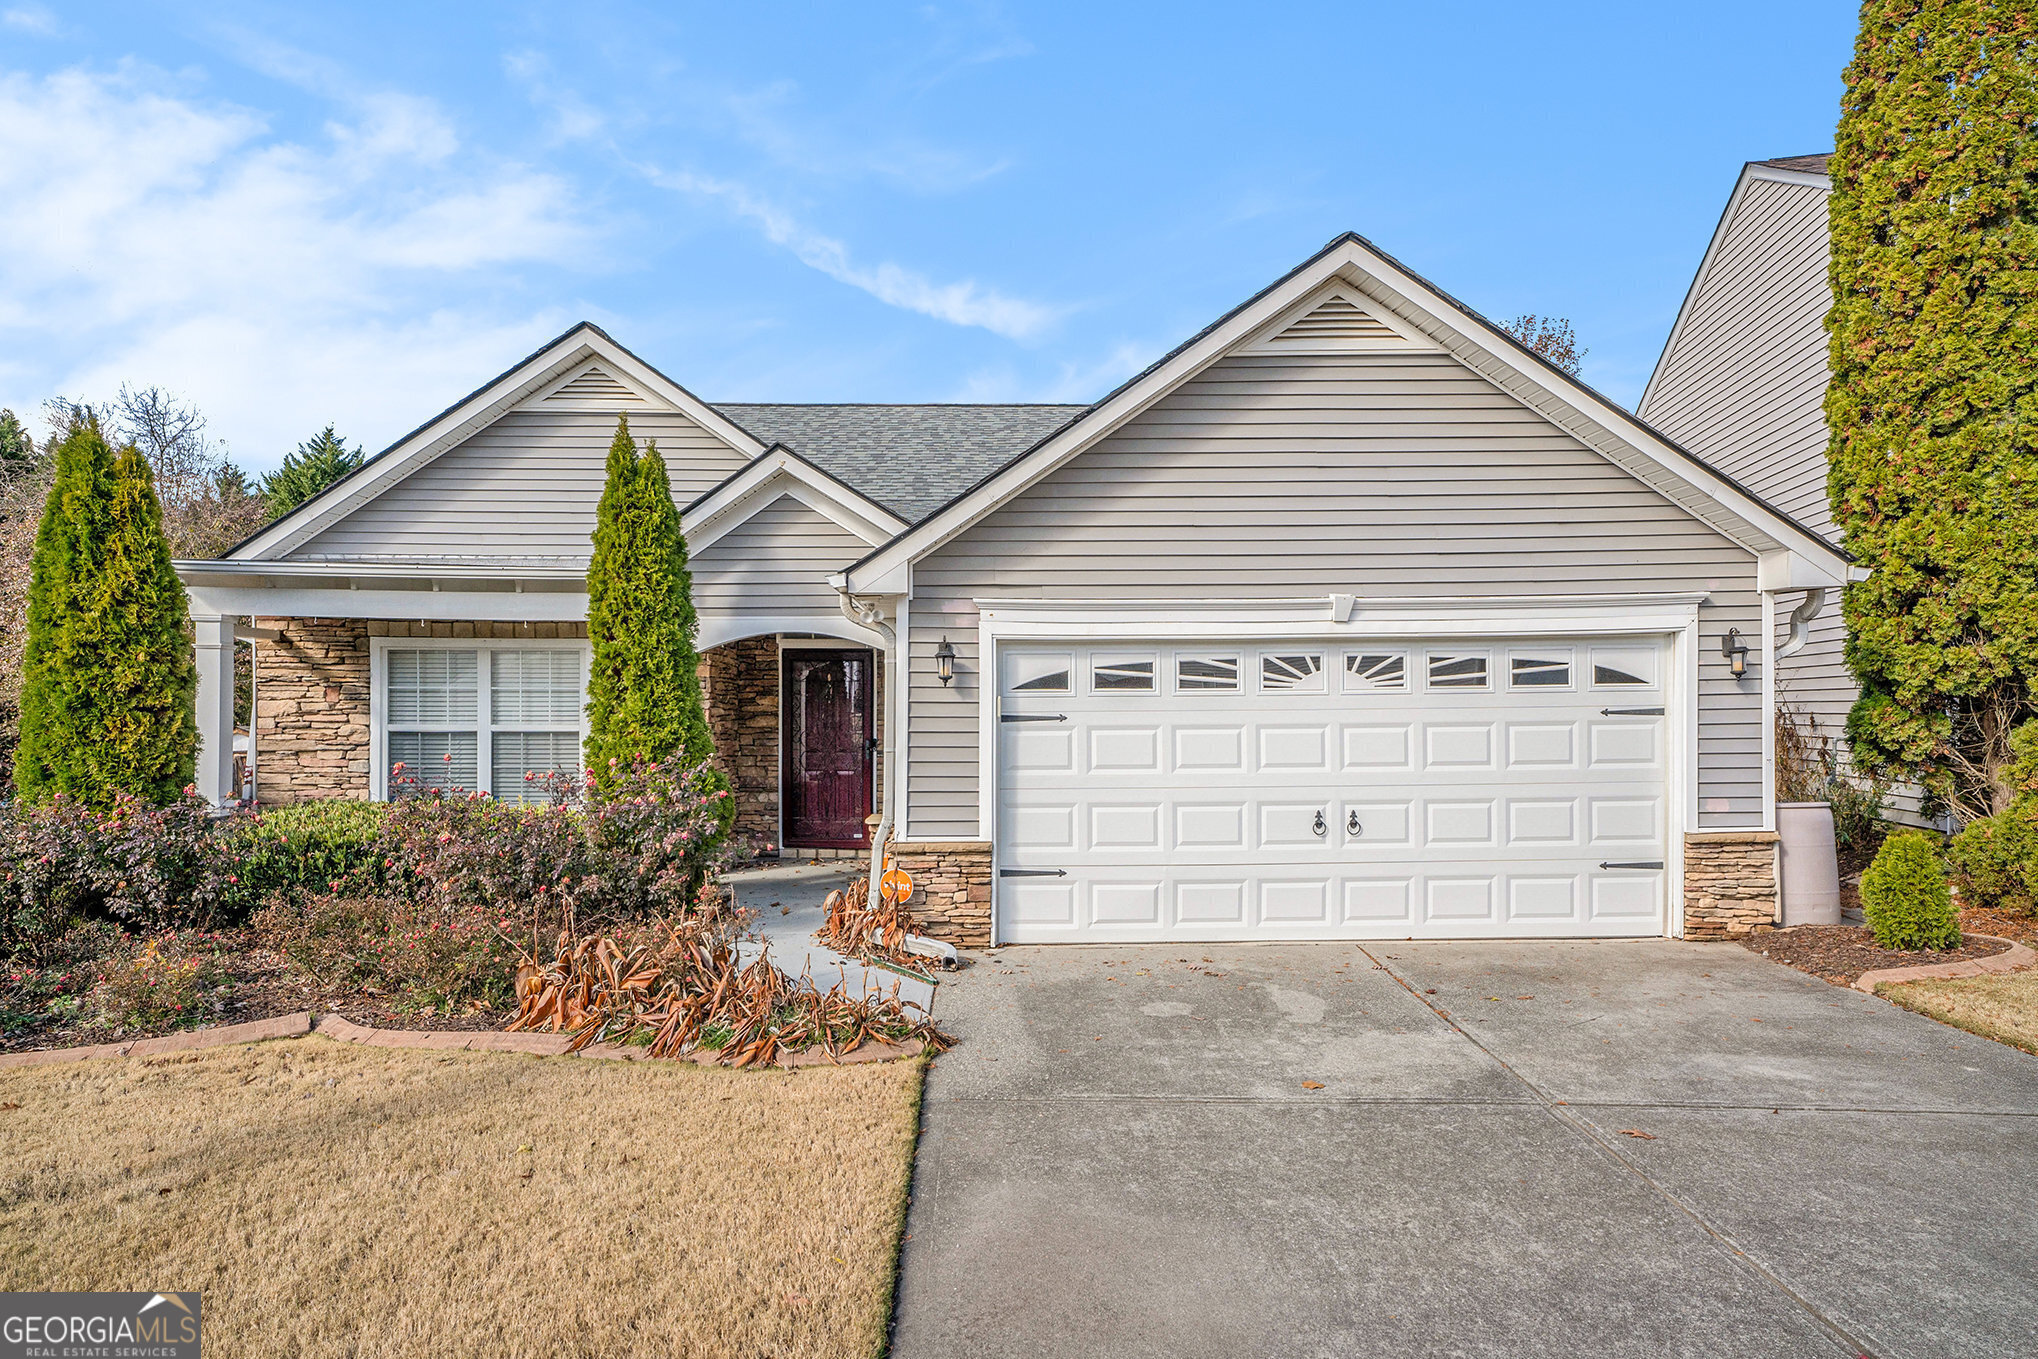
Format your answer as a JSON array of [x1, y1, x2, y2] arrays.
[[1423, 649, 1492, 692], [370, 635, 591, 803], [1506, 647, 1575, 692]]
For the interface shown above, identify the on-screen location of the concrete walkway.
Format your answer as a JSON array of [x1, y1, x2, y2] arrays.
[[890, 939, 2038, 1358], [724, 864, 937, 1013]]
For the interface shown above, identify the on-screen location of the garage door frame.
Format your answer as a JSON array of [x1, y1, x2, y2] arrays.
[[973, 593, 1710, 947]]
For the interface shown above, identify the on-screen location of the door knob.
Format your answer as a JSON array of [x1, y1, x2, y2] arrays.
[[1348, 810, 1363, 836], [1312, 810, 1327, 836]]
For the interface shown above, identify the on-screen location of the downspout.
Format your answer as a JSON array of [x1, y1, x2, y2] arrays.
[[1776, 587, 1827, 660], [838, 590, 897, 906]]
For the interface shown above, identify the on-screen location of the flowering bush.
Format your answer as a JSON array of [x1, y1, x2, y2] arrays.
[[221, 799, 390, 910], [0, 919, 116, 1034], [252, 892, 520, 1012], [384, 755, 730, 934], [90, 931, 225, 1031]]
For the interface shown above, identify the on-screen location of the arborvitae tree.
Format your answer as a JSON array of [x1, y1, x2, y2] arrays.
[[1827, 0, 2038, 822], [0, 409, 34, 470], [89, 446, 198, 801], [261, 424, 365, 518], [15, 414, 196, 804], [584, 416, 728, 820]]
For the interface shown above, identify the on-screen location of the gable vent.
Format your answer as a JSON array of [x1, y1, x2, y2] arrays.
[[1263, 295, 1405, 348], [546, 365, 643, 403]]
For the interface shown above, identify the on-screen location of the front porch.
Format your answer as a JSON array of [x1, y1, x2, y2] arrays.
[[224, 612, 885, 858]]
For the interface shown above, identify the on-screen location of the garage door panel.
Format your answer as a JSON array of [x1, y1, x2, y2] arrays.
[[1424, 724, 1495, 768], [1177, 880, 1246, 924], [1258, 725, 1330, 770], [1089, 727, 1159, 772], [998, 637, 1670, 943], [1259, 878, 1331, 924], [1343, 877, 1413, 922], [1173, 801, 1247, 850], [1426, 877, 1497, 922], [1089, 803, 1161, 850], [1007, 725, 1075, 772], [1341, 800, 1413, 847], [1343, 724, 1413, 769], [1508, 875, 1581, 921], [1506, 799, 1578, 845], [1425, 800, 1496, 846], [1174, 726, 1245, 770]]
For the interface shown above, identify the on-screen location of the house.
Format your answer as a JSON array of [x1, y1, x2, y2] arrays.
[[1639, 154, 1920, 823], [175, 232, 1854, 947]]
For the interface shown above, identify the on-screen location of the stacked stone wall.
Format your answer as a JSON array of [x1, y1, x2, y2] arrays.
[[1683, 831, 1780, 939], [891, 840, 993, 946]]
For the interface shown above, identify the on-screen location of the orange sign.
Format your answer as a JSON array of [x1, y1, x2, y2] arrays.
[[880, 866, 915, 903]]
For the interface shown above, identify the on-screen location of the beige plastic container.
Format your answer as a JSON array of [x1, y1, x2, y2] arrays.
[[1778, 801, 1842, 926]]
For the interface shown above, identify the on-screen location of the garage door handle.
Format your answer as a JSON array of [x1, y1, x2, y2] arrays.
[[1599, 860, 1665, 870], [1600, 707, 1665, 716], [1000, 713, 1067, 723], [1313, 810, 1327, 836], [1000, 868, 1067, 878], [1348, 810, 1363, 836]]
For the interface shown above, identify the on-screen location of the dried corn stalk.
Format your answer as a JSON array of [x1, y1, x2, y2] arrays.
[[508, 908, 951, 1065]]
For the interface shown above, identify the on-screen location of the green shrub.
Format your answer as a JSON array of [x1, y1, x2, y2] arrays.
[[224, 799, 389, 908], [1949, 797, 2038, 918], [1860, 832, 1961, 952]]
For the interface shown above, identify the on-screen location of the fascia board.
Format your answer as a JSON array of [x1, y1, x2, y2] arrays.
[[233, 326, 765, 563], [683, 449, 906, 551]]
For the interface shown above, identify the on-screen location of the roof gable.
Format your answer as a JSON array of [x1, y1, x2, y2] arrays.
[[841, 233, 1853, 595], [683, 443, 907, 552], [230, 324, 764, 561]]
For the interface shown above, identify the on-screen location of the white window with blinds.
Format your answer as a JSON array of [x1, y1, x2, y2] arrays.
[[373, 639, 589, 804]]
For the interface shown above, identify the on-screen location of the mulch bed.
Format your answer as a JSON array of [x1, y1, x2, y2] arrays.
[[1, 945, 511, 1055], [1742, 924, 2014, 988]]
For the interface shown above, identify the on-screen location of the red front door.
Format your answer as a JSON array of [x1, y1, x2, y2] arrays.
[[782, 649, 875, 849]]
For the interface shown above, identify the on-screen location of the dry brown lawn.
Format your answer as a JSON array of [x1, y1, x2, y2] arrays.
[[0, 1037, 925, 1358], [1882, 969, 2038, 1057]]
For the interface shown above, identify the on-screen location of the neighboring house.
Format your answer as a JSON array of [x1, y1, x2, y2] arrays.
[[176, 232, 1853, 947], [1639, 154, 1922, 823]]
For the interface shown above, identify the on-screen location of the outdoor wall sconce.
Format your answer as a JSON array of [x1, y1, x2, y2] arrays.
[[935, 637, 956, 686], [1721, 627, 1749, 679]]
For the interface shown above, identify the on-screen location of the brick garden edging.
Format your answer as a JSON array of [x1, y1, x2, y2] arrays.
[[0, 1010, 922, 1071], [1857, 934, 2038, 995], [0, 1010, 314, 1070]]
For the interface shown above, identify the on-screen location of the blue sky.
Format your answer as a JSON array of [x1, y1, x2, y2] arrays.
[[0, 2, 1857, 474]]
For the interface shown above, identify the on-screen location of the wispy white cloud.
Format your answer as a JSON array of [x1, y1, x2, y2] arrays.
[[2, 5, 58, 36], [641, 164, 1062, 340], [0, 62, 592, 467], [952, 339, 1157, 403], [502, 50, 606, 144]]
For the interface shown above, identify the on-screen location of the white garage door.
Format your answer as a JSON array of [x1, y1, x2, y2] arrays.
[[996, 637, 1671, 943]]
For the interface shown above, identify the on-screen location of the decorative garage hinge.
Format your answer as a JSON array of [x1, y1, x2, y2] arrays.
[[1599, 861, 1666, 870], [1600, 707, 1666, 716], [1000, 713, 1067, 723], [999, 868, 1068, 878]]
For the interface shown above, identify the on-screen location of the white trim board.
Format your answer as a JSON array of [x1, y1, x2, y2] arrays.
[[684, 447, 907, 553], [843, 234, 1852, 595]]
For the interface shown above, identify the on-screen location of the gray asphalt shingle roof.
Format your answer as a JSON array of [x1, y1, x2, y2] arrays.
[[710, 403, 1086, 521], [1755, 153, 1832, 175]]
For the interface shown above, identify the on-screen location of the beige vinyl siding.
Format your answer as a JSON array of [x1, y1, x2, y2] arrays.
[[1639, 177, 1836, 537], [906, 350, 1765, 838], [691, 494, 870, 615], [290, 409, 749, 564]]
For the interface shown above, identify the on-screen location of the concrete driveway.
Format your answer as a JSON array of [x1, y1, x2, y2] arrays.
[[890, 939, 2038, 1358]]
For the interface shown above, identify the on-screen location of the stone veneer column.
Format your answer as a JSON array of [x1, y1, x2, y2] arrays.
[[253, 617, 372, 804], [891, 841, 993, 946], [1682, 830, 1780, 939], [700, 637, 781, 845]]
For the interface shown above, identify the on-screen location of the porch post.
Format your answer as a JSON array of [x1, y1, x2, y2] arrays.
[[192, 613, 237, 806]]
